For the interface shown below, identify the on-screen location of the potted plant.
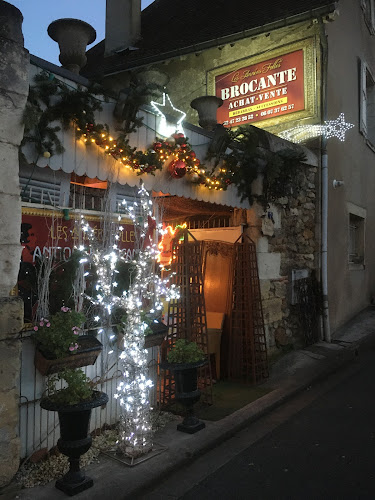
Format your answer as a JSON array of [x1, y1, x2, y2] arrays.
[[160, 339, 207, 434], [33, 306, 103, 375], [40, 368, 108, 496]]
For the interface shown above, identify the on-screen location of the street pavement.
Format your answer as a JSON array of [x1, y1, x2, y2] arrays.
[[158, 344, 375, 499], [10, 307, 375, 500]]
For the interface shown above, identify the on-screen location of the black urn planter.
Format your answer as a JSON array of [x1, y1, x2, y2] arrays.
[[40, 391, 108, 496], [160, 360, 207, 434]]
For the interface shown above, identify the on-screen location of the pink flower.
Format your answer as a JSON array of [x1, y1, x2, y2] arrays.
[[39, 321, 44, 327], [69, 343, 79, 352], [61, 306, 70, 313], [33, 326, 38, 331], [46, 323, 50, 327]]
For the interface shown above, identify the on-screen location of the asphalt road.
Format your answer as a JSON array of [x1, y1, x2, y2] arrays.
[[142, 345, 375, 500]]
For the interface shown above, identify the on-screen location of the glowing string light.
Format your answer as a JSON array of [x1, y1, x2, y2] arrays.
[[278, 113, 354, 143], [114, 182, 180, 458]]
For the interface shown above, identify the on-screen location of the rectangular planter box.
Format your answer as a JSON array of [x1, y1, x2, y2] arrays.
[[34, 335, 103, 376], [144, 332, 165, 349]]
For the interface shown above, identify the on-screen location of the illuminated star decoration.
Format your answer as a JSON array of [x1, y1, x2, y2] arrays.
[[324, 113, 355, 141], [278, 113, 354, 143], [151, 92, 186, 138]]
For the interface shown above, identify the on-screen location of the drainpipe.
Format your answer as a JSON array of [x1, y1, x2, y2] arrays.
[[319, 18, 331, 342]]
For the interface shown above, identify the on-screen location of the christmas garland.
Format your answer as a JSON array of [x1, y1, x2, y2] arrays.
[[205, 126, 306, 206], [22, 72, 306, 205], [22, 72, 211, 182], [77, 124, 203, 179], [22, 72, 103, 158]]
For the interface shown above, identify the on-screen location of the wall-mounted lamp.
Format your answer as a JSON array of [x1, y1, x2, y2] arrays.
[[333, 180, 344, 188]]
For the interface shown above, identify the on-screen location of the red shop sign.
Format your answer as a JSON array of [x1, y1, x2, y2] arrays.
[[215, 49, 305, 128], [21, 209, 135, 264]]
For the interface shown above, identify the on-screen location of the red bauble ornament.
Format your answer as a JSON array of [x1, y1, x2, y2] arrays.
[[190, 151, 196, 158], [153, 142, 162, 149], [172, 133, 185, 145], [169, 159, 187, 179]]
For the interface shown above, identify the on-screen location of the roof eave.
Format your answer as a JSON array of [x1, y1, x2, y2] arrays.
[[101, 2, 338, 77]]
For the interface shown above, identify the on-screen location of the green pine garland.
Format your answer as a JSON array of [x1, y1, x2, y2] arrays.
[[22, 72, 306, 207], [205, 126, 306, 207], [22, 72, 103, 158]]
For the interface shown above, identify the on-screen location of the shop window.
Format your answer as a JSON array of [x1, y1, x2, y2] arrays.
[[361, 0, 375, 33], [359, 60, 375, 145], [348, 210, 365, 267], [70, 174, 108, 211]]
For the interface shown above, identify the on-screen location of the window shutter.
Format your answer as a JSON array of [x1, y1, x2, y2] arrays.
[[360, 59, 368, 136]]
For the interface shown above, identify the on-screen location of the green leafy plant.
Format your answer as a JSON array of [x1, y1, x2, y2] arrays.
[[263, 148, 307, 203], [167, 339, 206, 364], [45, 368, 94, 406], [204, 125, 306, 207], [33, 307, 86, 359], [22, 71, 103, 159], [115, 76, 164, 135]]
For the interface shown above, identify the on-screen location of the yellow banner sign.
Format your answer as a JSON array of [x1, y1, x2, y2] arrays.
[[229, 97, 288, 117]]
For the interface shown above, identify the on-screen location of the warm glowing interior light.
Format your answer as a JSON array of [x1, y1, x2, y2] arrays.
[[157, 223, 187, 268]]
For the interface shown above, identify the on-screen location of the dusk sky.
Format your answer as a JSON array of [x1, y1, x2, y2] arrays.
[[10, 1, 155, 66]]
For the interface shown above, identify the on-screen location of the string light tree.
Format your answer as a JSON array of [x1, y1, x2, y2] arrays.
[[76, 184, 126, 369], [113, 182, 179, 461], [75, 186, 155, 458]]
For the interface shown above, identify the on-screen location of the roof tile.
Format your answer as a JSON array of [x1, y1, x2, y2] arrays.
[[83, 0, 335, 78]]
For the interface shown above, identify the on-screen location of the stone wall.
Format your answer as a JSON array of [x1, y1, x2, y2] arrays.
[[0, 2, 28, 487], [0, 3, 28, 295], [0, 298, 24, 487], [246, 162, 319, 353], [267, 165, 318, 350]]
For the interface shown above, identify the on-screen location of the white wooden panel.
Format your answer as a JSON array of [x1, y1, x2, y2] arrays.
[[19, 332, 160, 458], [25, 67, 250, 208]]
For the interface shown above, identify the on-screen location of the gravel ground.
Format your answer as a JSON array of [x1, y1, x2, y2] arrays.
[[16, 410, 178, 488]]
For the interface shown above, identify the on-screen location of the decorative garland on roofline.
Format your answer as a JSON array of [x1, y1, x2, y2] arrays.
[[22, 71, 306, 206]]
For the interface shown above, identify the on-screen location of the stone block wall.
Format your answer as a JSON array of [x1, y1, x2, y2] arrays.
[[0, 2, 28, 487], [248, 164, 318, 353], [0, 3, 28, 297], [0, 298, 23, 487]]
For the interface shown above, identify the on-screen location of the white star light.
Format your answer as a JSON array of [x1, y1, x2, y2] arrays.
[[151, 92, 186, 137], [324, 113, 354, 141], [278, 113, 354, 143]]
